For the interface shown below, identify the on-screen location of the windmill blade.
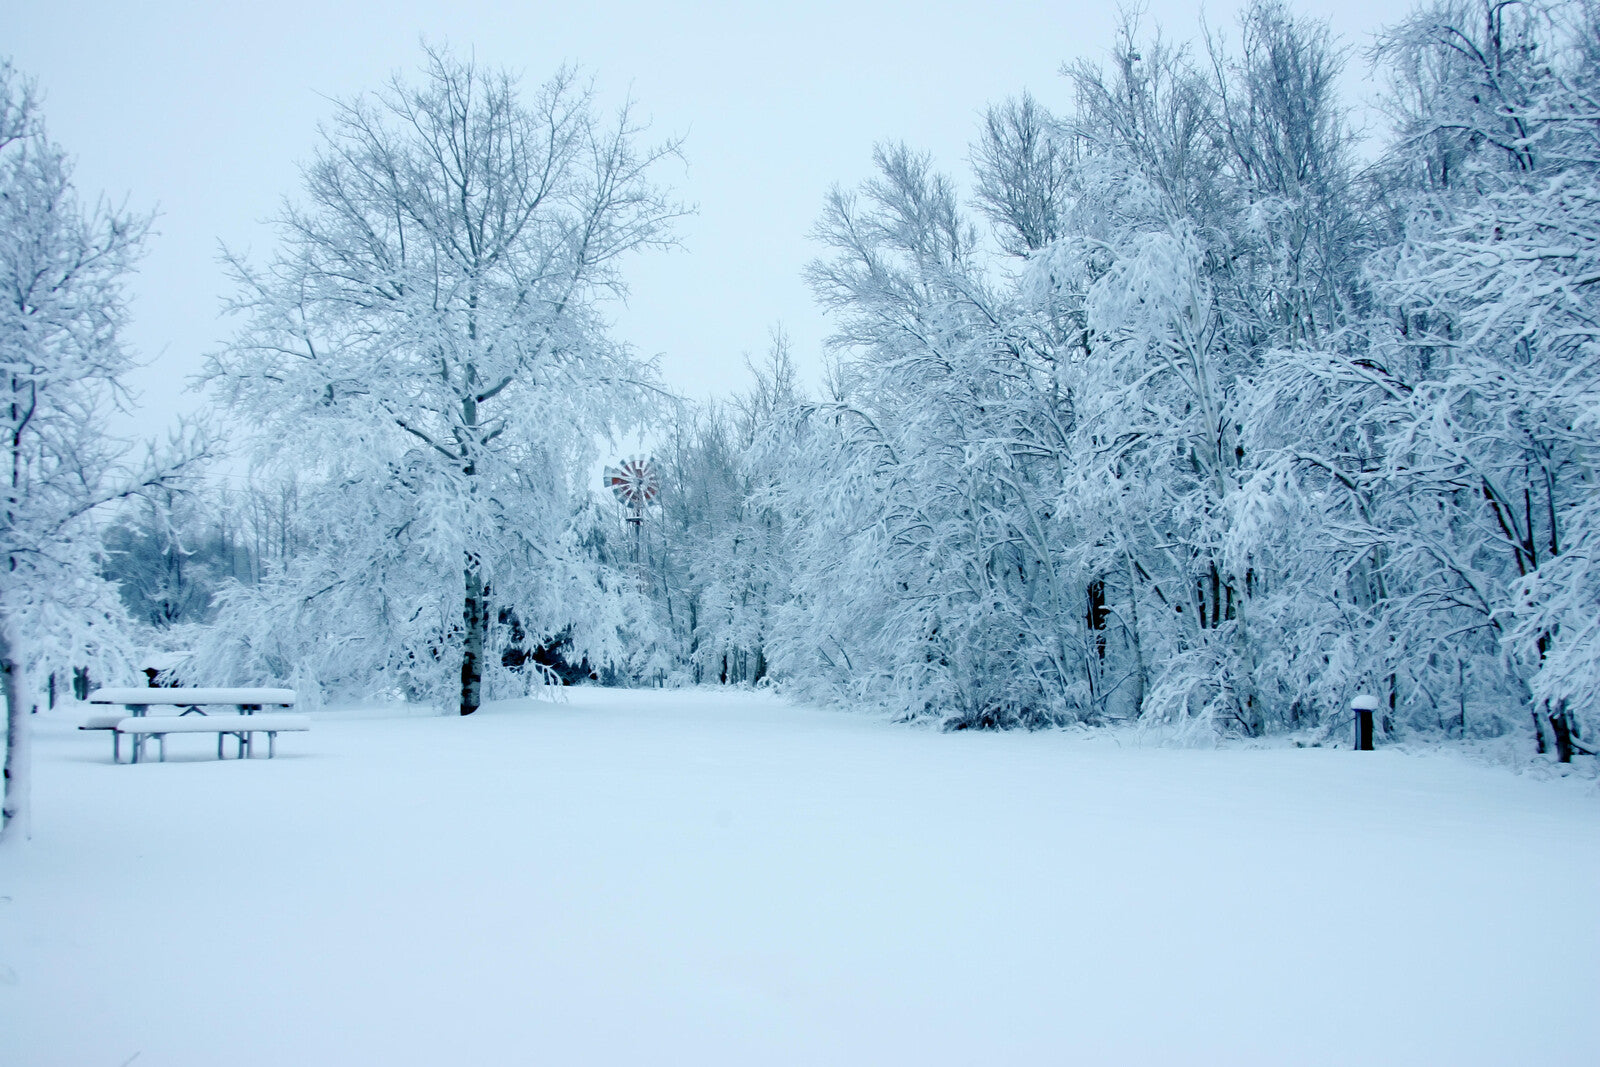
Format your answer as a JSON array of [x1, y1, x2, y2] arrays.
[[603, 457, 661, 510]]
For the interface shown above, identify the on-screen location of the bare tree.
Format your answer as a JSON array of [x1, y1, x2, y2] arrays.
[[0, 62, 204, 843], [210, 47, 683, 715]]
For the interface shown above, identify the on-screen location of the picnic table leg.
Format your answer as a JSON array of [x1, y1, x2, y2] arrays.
[[111, 730, 121, 764], [268, 731, 277, 759], [131, 734, 139, 764]]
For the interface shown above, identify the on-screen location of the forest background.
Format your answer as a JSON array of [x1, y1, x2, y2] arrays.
[[6, 0, 1600, 846]]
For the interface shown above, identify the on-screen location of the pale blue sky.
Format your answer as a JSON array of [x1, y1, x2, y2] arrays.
[[4, 0, 1397, 432]]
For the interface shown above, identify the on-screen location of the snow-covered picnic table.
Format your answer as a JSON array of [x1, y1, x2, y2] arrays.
[[87, 686, 297, 715], [81, 687, 303, 763], [107, 713, 310, 763]]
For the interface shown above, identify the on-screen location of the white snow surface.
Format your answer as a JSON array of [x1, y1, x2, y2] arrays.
[[1, 687, 1595, 1066]]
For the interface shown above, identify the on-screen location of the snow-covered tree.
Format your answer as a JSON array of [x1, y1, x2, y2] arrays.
[[673, 337, 798, 684], [771, 3, 1379, 734], [207, 48, 682, 714], [1364, 0, 1600, 755], [776, 139, 1089, 725], [0, 62, 204, 841], [101, 485, 253, 629]]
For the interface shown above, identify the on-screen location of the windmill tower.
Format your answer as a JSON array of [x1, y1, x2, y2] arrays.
[[603, 456, 660, 583]]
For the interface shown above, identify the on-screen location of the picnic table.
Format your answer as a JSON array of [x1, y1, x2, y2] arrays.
[[88, 686, 297, 716], [81, 687, 304, 763]]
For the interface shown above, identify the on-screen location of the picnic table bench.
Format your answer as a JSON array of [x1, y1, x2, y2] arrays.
[[110, 713, 310, 763], [80, 687, 303, 763]]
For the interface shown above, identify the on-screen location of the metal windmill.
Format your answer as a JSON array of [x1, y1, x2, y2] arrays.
[[604, 456, 660, 524], [603, 456, 660, 578]]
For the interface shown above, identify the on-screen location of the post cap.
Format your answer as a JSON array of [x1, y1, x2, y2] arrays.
[[1350, 693, 1382, 712]]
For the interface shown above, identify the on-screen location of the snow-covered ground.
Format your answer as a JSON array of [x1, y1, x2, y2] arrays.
[[2, 688, 1595, 1065]]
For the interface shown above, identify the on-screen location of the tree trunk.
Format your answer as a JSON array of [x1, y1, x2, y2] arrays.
[[0, 620, 31, 845], [1124, 552, 1147, 718], [460, 558, 487, 716], [1549, 700, 1574, 764]]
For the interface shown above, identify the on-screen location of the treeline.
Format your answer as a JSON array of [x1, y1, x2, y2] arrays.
[[101, 479, 302, 630], [632, 0, 1600, 756], [94, 0, 1600, 759]]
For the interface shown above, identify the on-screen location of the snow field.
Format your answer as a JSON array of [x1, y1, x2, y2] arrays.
[[1, 687, 1596, 1065]]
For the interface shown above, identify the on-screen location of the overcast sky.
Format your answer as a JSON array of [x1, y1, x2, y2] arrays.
[[5, 0, 1398, 434]]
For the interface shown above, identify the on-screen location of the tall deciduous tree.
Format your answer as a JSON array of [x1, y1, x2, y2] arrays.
[[209, 48, 682, 715], [0, 62, 203, 842]]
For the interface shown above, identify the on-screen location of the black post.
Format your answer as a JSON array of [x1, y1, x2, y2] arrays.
[[1352, 694, 1379, 751]]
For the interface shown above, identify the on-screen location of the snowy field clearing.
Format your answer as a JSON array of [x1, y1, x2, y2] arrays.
[[2, 689, 1596, 1066]]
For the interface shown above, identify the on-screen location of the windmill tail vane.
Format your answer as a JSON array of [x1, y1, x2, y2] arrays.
[[604, 456, 661, 524]]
